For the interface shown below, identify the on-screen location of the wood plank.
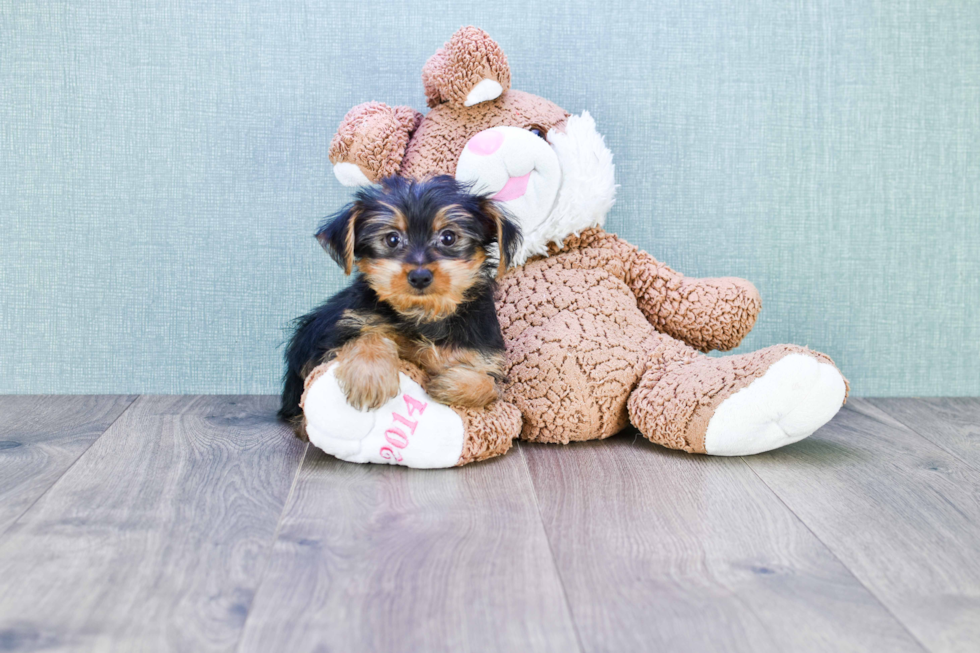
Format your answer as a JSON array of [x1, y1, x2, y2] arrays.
[[744, 399, 980, 653], [0, 395, 136, 535], [522, 430, 924, 653], [866, 398, 980, 472], [236, 445, 581, 653], [0, 395, 306, 653]]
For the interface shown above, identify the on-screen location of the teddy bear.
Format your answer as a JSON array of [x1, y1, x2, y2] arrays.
[[299, 26, 848, 468]]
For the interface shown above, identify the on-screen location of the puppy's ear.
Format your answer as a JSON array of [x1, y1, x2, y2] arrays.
[[477, 198, 522, 278], [315, 202, 362, 275]]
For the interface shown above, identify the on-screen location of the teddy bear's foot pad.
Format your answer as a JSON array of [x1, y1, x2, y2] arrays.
[[304, 364, 465, 468], [704, 353, 846, 456]]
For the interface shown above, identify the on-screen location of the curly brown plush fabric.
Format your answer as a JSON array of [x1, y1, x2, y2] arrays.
[[544, 229, 762, 352], [422, 26, 512, 108], [453, 401, 522, 465], [328, 102, 423, 182]]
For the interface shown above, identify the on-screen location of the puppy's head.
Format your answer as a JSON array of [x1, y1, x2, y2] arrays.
[[316, 175, 521, 322]]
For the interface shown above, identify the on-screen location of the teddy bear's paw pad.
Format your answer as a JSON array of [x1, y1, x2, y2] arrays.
[[464, 79, 504, 106], [304, 364, 465, 468], [703, 354, 846, 456]]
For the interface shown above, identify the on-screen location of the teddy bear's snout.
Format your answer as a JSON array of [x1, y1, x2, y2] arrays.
[[466, 129, 505, 156], [456, 126, 562, 239]]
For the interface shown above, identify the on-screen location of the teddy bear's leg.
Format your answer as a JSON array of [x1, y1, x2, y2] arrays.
[[628, 340, 848, 456], [329, 102, 423, 187], [301, 361, 521, 468]]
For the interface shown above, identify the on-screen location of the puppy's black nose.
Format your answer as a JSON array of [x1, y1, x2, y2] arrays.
[[407, 268, 433, 289]]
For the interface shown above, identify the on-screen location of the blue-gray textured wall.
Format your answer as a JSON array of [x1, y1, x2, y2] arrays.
[[1, 1, 978, 395]]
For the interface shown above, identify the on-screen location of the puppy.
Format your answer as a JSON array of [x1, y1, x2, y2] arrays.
[[279, 175, 521, 439]]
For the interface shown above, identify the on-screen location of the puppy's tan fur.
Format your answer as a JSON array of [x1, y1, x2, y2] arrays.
[[407, 343, 503, 407], [332, 316, 402, 410]]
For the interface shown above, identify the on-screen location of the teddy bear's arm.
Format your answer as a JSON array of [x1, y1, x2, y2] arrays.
[[329, 102, 423, 186], [588, 231, 762, 352], [626, 241, 761, 352]]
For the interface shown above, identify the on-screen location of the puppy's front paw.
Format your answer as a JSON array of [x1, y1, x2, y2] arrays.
[[335, 359, 401, 411], [427, 367, 500, 408]]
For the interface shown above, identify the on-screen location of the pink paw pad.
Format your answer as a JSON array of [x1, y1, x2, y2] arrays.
[[466, 129, 504, 156]]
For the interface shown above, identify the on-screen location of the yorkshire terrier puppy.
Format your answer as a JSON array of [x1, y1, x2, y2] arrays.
[[279, 175, 521, 439]]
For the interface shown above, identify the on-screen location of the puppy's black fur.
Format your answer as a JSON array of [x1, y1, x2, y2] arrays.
[[279, 176, 520, 433]]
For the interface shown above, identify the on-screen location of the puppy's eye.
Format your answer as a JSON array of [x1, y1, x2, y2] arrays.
[[384, 232, 401, 248], [528, 126, 546, 139], [440, 230, 457, 246]]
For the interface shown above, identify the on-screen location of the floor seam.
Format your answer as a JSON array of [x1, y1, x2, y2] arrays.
[[232, 437, 310, 653], [517, 441, 589, 653], [860, 398, 980, 476], [0, 394, 141, 541], [738, 454, 931, 653]]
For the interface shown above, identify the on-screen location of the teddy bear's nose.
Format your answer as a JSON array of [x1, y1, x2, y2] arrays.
[[466, 129, 504, 156]]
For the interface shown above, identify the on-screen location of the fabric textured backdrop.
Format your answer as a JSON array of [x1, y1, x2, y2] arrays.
[[2, 1, 978, 396]]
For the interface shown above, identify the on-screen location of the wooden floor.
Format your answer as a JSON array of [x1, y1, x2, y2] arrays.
[[1, 397, 979, 652]]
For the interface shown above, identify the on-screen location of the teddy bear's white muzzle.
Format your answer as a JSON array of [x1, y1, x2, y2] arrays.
[[455, 126, 562, 242]]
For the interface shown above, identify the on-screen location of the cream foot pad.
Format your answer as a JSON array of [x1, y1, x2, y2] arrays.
[[303, 364, 465, 468], [704, 354, 846, 456]]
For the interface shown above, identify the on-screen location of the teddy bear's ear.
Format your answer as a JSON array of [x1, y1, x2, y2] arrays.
[[422, 27, 511, 109], [329, 102, 423, 186]]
